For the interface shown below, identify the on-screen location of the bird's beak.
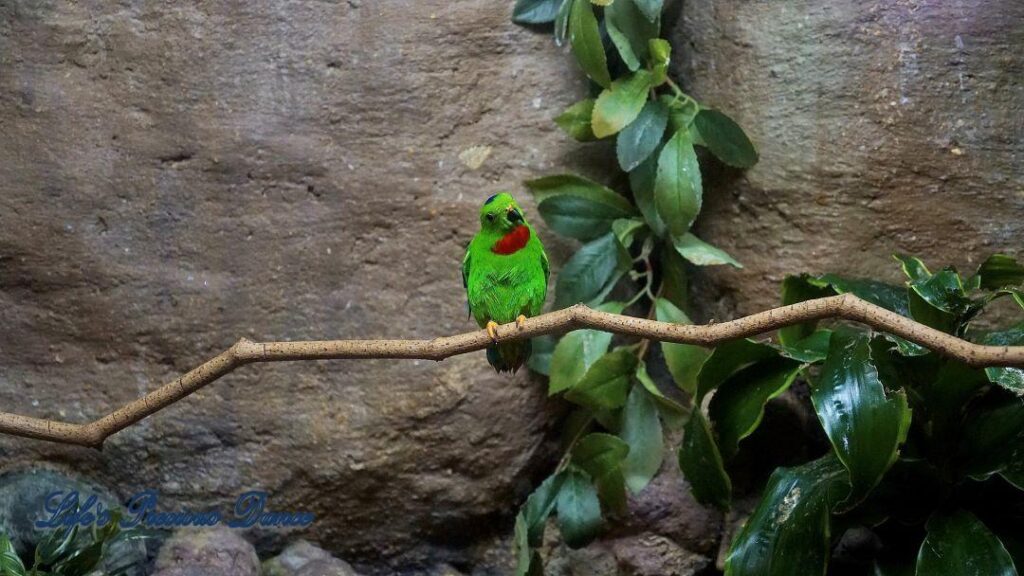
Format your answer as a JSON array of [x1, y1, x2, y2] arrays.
[[507, 206, 523, 224]]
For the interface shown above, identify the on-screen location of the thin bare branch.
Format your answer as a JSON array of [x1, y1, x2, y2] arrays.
[[2, 294, 1022, 449]]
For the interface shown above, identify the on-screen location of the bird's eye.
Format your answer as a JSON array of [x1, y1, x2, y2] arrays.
[[486, 213, 496, 222]]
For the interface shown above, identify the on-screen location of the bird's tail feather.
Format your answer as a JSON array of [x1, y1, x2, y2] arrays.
[[486, 339, 531, 374]]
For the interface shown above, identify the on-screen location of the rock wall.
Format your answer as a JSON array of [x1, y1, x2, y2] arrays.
[[673, 0, 1024, 319], [0, 0, 596, 571]]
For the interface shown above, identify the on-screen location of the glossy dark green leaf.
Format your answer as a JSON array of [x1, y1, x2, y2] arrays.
[[958, 394, 1024, 480], [36, 524, 79, 565], [655, 298, 710, 394], [538, 194, 638, 241], [778, 274, 837, 346], [814, 274, 925, 355], [617, 99, 668, 171], [696, 338, 777, 400], [525, 173, 635, 212], [770, 329, 832, 363], [678, 409, 731, 509], [725, 455, 849, 576], [693, 108, 758, 168], [527, 335, 556, 375], [649, 38, 670, 85], [910, 268, 971, 316], [655, 128, 702, 239], [709, 357, 802, 460], [592, 70, 653, 138], [554, 232, 631, 309], [908, 286, 958, 335], [548, 301, 625, 393], [982, 323, 1024, 394], [555, 98, 597, 141], [674, 233, 742, 268], [605, 0, 658, 71], [572, 432, 630, 512], [894, 253, 932, 283], [556, 468, 603, 548], [565, 349, 640, 409], [0, 535, 25, 576], [568, 0, 611, 87], [513, 0, 564, 24], [975, 253, 1024, 291], [54, 539, 105, 576], [812, 333, 911, 507], [523, 472, 566, 546], [635, 360, 690, 420], [629, 146, 667, 237], [632, 0, 663, 21], [915, 510, 1017, 576], [554, 0, 572, 45], [620, 384, 664, 493]]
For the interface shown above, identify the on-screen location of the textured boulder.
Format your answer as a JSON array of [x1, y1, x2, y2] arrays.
[[155, 527, 260, 576], [264, 540, 359, 576], [0, 0, 584, 570], [672, 0, 1024, 319]]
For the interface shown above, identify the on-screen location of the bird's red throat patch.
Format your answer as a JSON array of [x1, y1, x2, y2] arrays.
[[491, 225, 530, 255]]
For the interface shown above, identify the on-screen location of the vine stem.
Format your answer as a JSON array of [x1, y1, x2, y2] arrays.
[[3, 294, 1023, 449]]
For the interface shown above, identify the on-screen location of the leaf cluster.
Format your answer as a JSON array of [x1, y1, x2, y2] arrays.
[[0, 511, 148, 576]]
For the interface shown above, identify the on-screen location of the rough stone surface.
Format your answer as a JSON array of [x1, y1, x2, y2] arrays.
[[0, 0, 587, 571], [155, 527, 260, 576], [672, 0, 1024, 321]]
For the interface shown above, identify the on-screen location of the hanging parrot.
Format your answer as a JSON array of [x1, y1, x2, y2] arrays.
[[462, 192, 549, 373]]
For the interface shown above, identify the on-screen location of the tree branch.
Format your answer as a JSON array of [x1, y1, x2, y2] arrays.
[[3, 294, 1022, 449]]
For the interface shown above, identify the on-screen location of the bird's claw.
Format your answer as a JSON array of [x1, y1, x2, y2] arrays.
[[486, 321, 499, 343], [516, 315, 527, 330]]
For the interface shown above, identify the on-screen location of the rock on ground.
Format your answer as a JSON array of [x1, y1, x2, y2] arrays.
[[264, 540, 359, 576], [155, 526, 260, 576]]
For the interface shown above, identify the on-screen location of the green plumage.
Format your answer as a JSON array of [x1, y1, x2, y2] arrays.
[[463, 193, 549, 373]]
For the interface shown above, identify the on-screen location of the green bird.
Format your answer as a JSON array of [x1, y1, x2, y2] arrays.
[[462, 192, 549, 373]]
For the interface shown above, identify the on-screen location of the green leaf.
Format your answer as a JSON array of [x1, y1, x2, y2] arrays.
[[554, 232, 631, 309], [555, 99, 597, 141], [812, 333, 911, 507], [894, 253, 932, 283], [513, 0, 565, 24], [910, 268, 971, 316], [513, 512, 532, 576], [635, 360, 690, 420], [958, 394, 1024, 480], [538, 194, 638, 241], [572, 432, 630, 512], [674, 233, 742, 268], [611, 217, 645, 247], [554, 0, 572, 45], [568, 0, 611, 88], [709, 357, 802, 461], [36, 524, 79, 565], [525, 173, 636, 213], [565, 350, 640, 409], [605, 0, 659, 71], [616, 99, 668, 171], [974, 253, 1024, 290], [678, 409, 731, 509], [982, 323, 1024, 394], [548, 301, 625, 393], [628, 145, 667, 237], [770, 329, 833, 363], [915, 510, 1017, 576], [693, 108, 758, 168], [632, 0, 663, 21], [725, 455, 850, 576], [778, 274, 837, 346], [523, 472, 567, 546], [654, 128, 702, 239], [649, 38, 670, 85], [814, 274, 925, 355], [620, 385, 664, 493], [0, 535, 25, 576], [592, 70, 653, 138], [556, 468, 603, 548], [527, 335, 556, 375], [696, 338, 777, 400], [660, 241, 688, 308], [655, 298, 710, 394]]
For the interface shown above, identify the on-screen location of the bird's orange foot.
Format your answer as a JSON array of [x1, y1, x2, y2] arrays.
[[486, 321, 500, 343], [516, 315, 527, 330]]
